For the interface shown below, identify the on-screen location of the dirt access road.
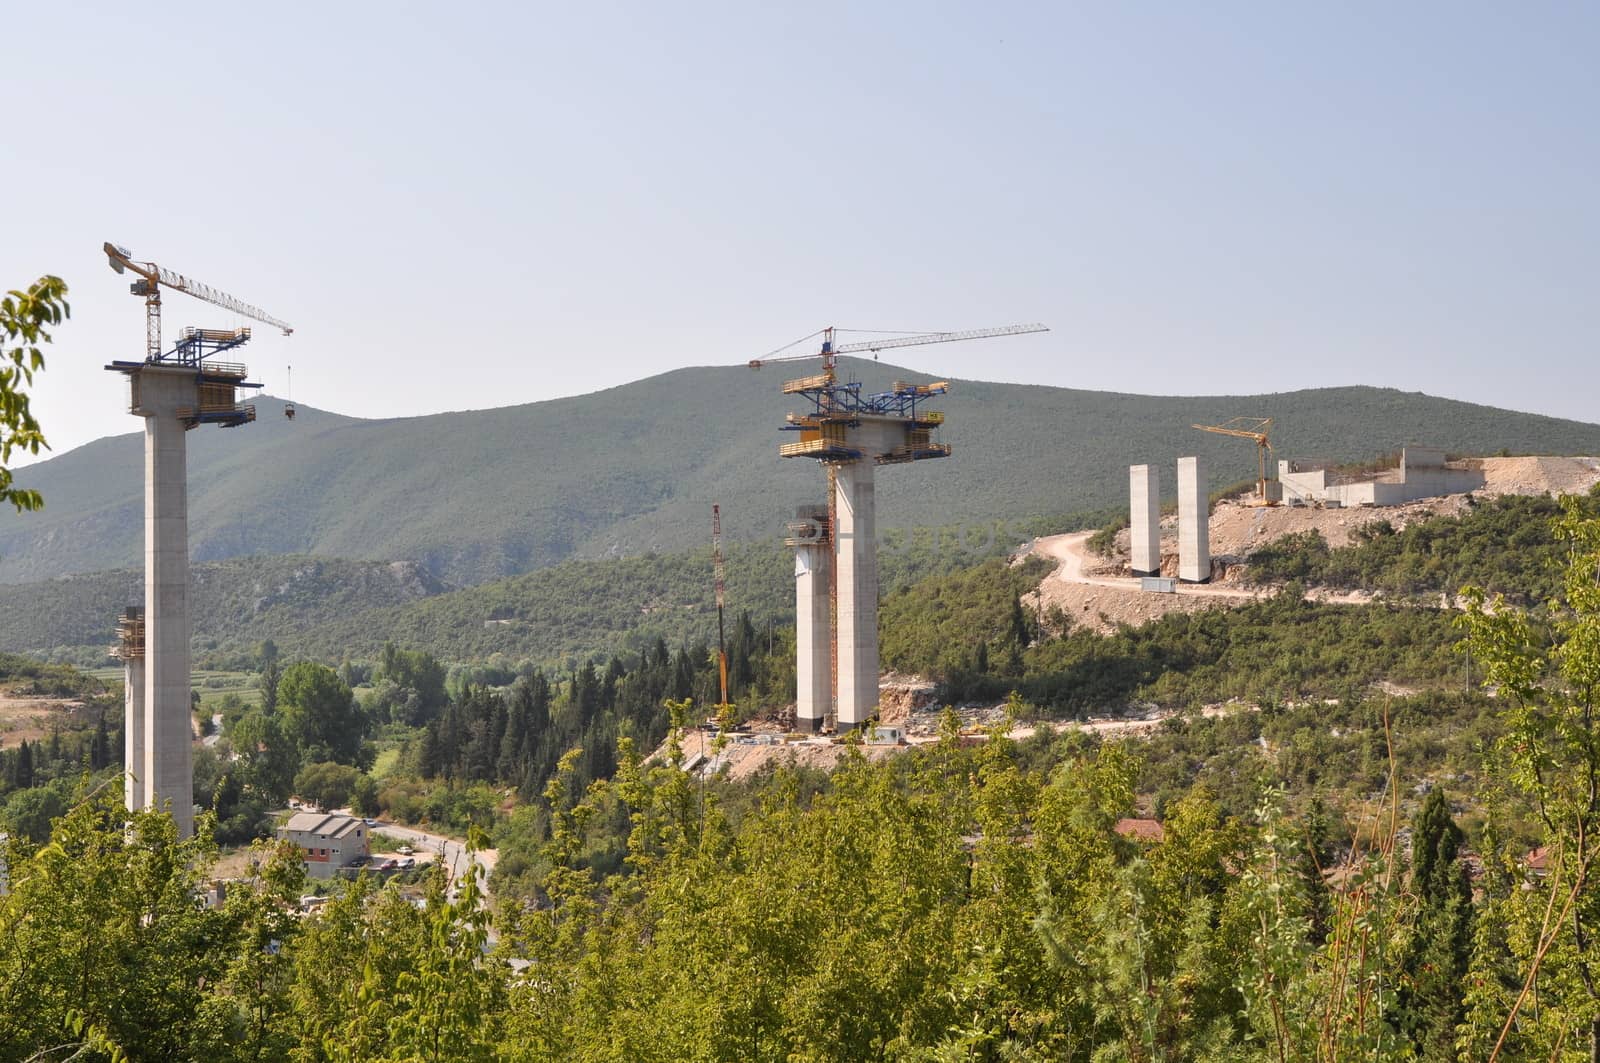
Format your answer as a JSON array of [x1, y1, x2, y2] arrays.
[[1027, 530, 1369, 633], [1035, 531, 1258, 598]]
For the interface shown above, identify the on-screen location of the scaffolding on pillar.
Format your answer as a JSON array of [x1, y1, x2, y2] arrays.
[[110, 607, 145, 660]]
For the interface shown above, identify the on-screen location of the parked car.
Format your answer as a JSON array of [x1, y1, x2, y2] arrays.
[[400, 857, 416, 869], [379, 859, 398, 871], [396, 845, 414, 856]]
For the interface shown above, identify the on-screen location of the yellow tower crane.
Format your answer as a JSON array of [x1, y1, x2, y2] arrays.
[[1192, 417, 1280, 505], [104, 242, 293, 362]]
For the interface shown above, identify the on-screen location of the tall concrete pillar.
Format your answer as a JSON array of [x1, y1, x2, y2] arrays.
[[789, 506, 832, 732], [1178, 455, 1210, 584], [125, 657, 146, 810], [112, 605, 147, 812], [834, 462, 878, 730], [136, 367, 199, 838], [1129, 464, 1160, 576]]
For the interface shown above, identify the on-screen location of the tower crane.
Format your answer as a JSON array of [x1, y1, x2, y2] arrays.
[[104, 242, 293, 364], [1192, 417, 1279, 505], [754, 322, 1049, 729]]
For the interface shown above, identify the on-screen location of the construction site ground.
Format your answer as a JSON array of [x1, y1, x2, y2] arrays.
[[1025, 455, 1600, 635], [654, 458, 1600, 781], [654, 699, 1257, 781], [0, 693, 84, 748]]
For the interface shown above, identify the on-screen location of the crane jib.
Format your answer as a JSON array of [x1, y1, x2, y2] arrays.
[[832, 323, 1048, 355]]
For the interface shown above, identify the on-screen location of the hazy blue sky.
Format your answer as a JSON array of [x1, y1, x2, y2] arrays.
[[6, 2, 1597, 460]]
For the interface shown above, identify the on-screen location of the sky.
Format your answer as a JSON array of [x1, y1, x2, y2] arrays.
[[5, 1, 1597, 462]]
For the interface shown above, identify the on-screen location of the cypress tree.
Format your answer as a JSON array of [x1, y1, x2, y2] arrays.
[[17, 740, 33, 789], [1400, 788, 1473, 1060]]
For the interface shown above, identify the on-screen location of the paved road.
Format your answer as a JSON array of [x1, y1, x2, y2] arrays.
[[364, 818, 498, 904]]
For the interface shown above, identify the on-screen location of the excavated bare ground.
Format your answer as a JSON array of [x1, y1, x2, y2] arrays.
[[1206, 495, 1474, 554], [662, 725, 904, 782], [1025, 576, 1237, 635], [648, 698, 1269, 779], [0, 696, 83, 747], [1477, 455, 1600, 497]]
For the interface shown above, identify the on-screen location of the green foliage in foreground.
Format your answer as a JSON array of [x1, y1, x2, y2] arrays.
[[0, 791, 502, 1062], [7, 483, 1600, 1063], [0, 274, 68, 513], [0, 723, 1541, 1061]]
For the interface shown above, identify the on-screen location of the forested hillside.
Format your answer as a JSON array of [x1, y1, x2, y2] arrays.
[[0, 519, 1053, 666], [4, 362, 1599, 587], [0, 555, 448, 662]]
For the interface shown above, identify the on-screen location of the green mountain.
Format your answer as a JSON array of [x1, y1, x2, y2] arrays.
[[4, 360, 1599, 588]]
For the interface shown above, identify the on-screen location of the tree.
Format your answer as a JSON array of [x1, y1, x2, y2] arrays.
[[293, 761, 363, 811], [2, 784, 66, 843], [1459, 497, 1600, 1058], [350, 773, 380, 817], [1397, 788, 1472, 1061], [258, 641, 282, 716], [277, 661, 363, 766], [374, 642, 448, 726], [0, 275, 68, 512], [14, 739, 32, 789], [230, 708, 298, 807], [0, 789, 230, 1060]]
